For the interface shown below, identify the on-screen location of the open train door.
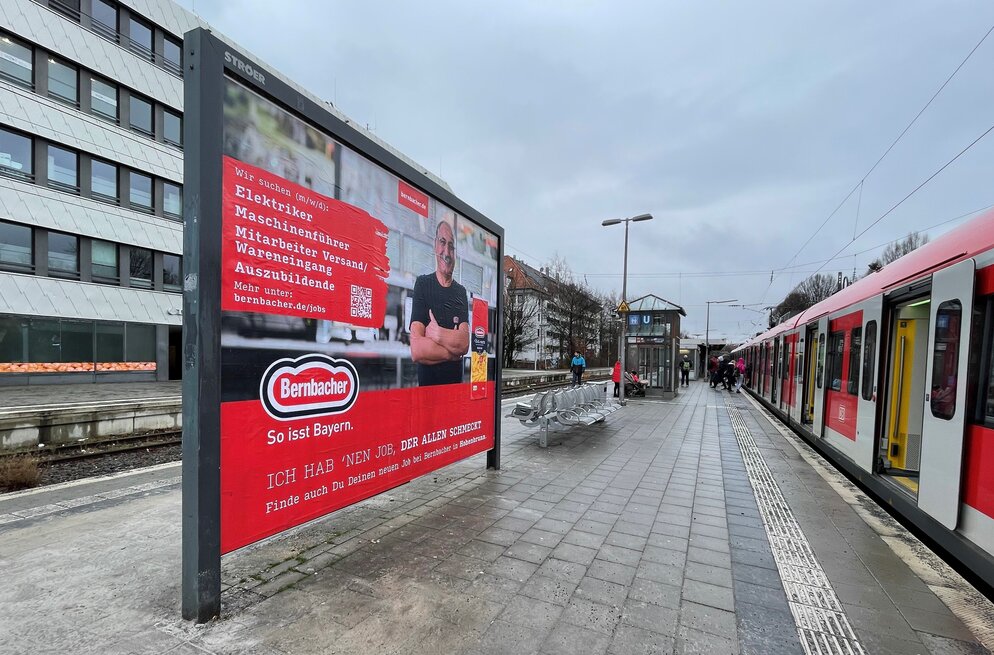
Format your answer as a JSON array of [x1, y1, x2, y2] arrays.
[[854, 295, 883, 472], [793, 331, 805, 426], [918, 258, 975, 529], [811, 316, 829, 438]]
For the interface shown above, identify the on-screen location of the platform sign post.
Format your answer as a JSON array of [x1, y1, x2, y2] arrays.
[[181, 28, 503, 622]]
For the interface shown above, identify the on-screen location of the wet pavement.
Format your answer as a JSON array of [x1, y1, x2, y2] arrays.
[[0, 382, 990, 654]]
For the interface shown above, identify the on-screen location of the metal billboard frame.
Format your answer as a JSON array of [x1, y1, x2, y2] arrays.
[[181, 27, 504, 622]]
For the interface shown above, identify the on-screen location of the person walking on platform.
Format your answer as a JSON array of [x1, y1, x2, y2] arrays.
[[611, 359, 622, 397], [711, 356, 724, 388], [735, 357, 746, 393], [679, 355, 691, 387], [724, 359, 738, 392], [570, 351, 586, 387], [707, 355, 718, 386]]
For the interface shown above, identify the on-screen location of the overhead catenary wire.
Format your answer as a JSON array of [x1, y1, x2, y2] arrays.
[[766, 20, 994, 300], [810, 120, 994, 278], [579, 199, 994, 281]]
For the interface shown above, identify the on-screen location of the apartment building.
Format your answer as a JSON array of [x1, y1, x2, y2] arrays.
[[0, 0, 451, 385]]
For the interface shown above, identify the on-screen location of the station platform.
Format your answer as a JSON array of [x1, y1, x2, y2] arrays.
[[1, 384, 992, 654]]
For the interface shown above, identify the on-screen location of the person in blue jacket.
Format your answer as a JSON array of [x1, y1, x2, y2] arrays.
[[570, 351, 586, 387]]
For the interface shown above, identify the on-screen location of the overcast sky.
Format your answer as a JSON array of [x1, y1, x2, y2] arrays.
[[178, 0, 994, 341]]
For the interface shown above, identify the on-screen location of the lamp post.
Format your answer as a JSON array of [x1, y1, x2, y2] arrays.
[[602, 213, 653, 405], [704, 299, 736, 380]]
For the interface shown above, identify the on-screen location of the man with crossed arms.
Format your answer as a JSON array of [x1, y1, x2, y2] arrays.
[[410, 218, 469, 386]]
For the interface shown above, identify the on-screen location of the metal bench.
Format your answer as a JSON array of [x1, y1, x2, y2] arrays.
[[506, 383, 620, 447]]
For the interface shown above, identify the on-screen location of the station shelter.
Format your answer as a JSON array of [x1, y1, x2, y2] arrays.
[[622, 295, 686, 397]]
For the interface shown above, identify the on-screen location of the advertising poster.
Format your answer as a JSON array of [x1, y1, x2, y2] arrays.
[[218, 79, 499, 553]]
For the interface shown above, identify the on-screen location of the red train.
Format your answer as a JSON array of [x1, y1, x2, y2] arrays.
[[735, 211, 994, 589]]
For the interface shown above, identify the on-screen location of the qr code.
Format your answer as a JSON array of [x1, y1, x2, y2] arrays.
[[350, 284, 372, 319]]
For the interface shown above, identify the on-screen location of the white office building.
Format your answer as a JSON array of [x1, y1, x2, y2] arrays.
[[0, 0, 448, 385]]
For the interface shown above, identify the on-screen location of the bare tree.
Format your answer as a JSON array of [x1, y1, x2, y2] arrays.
[[596, 292, 623, 367], [502, 276, 539, 368], [544, 257, 601, 363], [769, 273, 838, 327], [866, 232, 929, 274]]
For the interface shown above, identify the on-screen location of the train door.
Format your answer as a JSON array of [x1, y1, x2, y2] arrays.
[[794, 332, 805, 423], [880, 296, 931, 494], [762, 343, 769, 397], [780, 333, 797, 415], [787, 332, 800, 419], [779, 335, 789, 411], [771, 338, 780, 404], [802, 325, 817, 424], [811, 316, 828, 437], [918, 259, 975, 529], [854, 296, 882, 472]]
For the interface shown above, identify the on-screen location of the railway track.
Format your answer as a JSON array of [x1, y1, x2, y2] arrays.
[[35, 431, 183, 464]]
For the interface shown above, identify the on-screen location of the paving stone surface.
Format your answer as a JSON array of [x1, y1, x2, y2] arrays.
[[0, 383, 990, 654]]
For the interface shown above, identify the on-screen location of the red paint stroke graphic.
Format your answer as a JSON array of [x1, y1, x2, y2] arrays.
[[221, 156, 390, 327]]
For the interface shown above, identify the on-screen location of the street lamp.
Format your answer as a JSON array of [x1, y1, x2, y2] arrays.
[[602, 213, 653, 405], [704, 299, 736, 380]]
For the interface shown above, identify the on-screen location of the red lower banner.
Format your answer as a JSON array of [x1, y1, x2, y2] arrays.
[[220, 381, 495, 553]]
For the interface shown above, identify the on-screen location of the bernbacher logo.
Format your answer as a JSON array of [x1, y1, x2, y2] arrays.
[[260, 354, 358, 420]]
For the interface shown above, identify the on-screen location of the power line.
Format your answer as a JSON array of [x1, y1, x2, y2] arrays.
[[772, 20, 994, 292], [579, 200, 994, 282], [504, 243, 544, 267], [810, 120, 994, 278]]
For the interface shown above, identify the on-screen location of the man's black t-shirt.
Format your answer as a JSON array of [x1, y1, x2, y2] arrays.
[[411, 273, 469, 386]]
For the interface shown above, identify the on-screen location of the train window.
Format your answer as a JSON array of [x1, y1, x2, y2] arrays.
[[930, 300, 961, 420], [826, 332, 844, 391], [847, 327, 862, 396], [970, 312, 994, 428], [861, 322, 876, 401], [965, 300, 985, 424], [816, 333, 825, 389]]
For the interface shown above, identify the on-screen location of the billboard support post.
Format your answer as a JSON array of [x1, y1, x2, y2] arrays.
[[487, 238, 504, 472], [181, 29, 224, 623]]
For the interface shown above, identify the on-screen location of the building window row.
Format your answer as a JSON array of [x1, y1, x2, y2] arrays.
[[0, 125, 183, 220], [0, 315, 158, 374], [0, 218, 182, 293], [0, 31, 183, 149], [33, 0, 183, 77]]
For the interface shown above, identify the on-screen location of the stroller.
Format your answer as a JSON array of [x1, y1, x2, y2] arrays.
[[624, 371, 646, 397]]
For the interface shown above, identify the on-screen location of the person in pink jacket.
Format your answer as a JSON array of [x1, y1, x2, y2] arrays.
[[611, 360, 622, 397], [735, 357, 746, 393]]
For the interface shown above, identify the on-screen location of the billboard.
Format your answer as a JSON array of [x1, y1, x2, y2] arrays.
[[182, 30, 503, 618], [216, 81, 501, 553]]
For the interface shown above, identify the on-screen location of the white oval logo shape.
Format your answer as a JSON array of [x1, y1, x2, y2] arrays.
[[474, 326, 485, 338], [260, 354, 359, 421]]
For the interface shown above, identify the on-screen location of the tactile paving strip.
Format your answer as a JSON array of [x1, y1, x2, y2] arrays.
[[727, 406, 866, 655]]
